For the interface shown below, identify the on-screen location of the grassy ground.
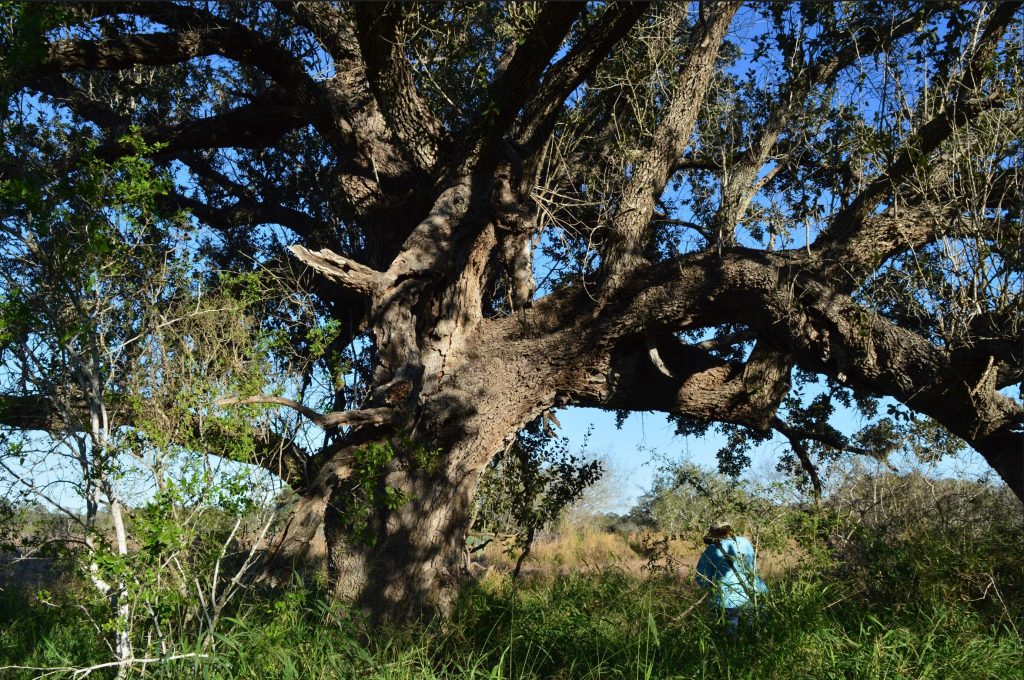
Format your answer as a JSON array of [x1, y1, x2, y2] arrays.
[[2, 527, 1021, 679]]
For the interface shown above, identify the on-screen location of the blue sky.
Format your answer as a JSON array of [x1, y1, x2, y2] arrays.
[[550, 400, 995, 513]]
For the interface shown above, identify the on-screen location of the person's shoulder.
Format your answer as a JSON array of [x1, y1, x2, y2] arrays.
[[717, 537, 740, 554], [735, 535, 754, 549]]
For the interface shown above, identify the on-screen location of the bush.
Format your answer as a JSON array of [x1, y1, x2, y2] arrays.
[[826, 471, 1024, 625]]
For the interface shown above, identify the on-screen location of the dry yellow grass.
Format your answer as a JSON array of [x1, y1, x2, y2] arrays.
[[474, 526, 799, 581]]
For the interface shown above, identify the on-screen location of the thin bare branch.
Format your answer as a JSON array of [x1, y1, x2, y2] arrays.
[[217, 395, 396, 430]]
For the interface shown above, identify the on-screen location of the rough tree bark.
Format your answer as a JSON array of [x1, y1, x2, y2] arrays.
[[3, 1, 1022, 621]]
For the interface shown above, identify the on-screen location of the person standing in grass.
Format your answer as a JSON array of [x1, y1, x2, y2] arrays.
[[696, 519, 767, 633]]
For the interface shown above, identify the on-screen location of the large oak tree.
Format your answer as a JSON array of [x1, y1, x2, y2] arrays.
[[2, 1, 1022, 618]]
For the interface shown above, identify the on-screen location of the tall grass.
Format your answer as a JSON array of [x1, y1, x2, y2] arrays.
[[3, 562, 1020, 679], [3, 472, 1021, 678]]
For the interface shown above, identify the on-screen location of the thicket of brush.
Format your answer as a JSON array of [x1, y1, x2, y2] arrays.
[[2, 470, 1021, 679]]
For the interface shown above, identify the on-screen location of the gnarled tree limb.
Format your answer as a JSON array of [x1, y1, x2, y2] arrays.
[[815, 1, 1021, 254], [354, 4, 444, 171], [515, 3, 649, 159], [601, 3, 741, 288], [455, 2, 586, 167], [289, 246, 388, 298]]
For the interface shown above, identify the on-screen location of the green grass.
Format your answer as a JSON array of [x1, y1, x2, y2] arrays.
[[2, 567, 1021, 679]]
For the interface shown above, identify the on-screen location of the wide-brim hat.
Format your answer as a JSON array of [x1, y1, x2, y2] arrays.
[[706, 519, 733, 535]]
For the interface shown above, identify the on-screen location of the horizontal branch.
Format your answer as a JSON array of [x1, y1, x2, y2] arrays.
[[106, 88, 308, 158], [569, 333, 790, 431], [118, 3, 321, 95], [0, 394, 69, 432], [691, 330, 756, 353], [217, 396, 397, 430], [22, 5, 332, 142], [176, 403, 314, 485], [35, 29, 253, 76], [176, 156, 327, 241], [29, 76, 308, 165], [523, 242, 1023, 496], [163, 193, 285, 236], [772, 417, 882, 462]]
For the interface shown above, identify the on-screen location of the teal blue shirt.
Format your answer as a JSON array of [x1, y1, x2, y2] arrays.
[[696, 536, 767, 609]]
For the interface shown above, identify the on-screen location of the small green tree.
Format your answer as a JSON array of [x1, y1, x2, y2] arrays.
[[0, 128, 193, 665], [472, 418, 601, 578], [0, 129, 309, 670]]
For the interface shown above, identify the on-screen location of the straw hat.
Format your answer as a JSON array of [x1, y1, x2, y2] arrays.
[[706, 519, 733, 538]]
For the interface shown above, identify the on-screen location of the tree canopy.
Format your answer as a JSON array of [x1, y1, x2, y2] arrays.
[[1, 1, 1021, 617]]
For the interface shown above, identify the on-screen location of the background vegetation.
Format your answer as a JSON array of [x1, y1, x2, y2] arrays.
[[3, 455, 1021, 679]]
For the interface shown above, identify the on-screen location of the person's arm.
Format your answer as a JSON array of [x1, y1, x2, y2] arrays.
[[696, 548, 715, 589], [739, 537, 768, 593], [738, 537, 756, 571]]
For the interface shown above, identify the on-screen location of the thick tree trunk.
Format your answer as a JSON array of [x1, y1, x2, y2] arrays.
[[972, 426, 1023, 501], [323, 457, 477, 619], [321, 424, 530, 619], [319, 345, 556, 619], [257, 492, 331, 585]]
